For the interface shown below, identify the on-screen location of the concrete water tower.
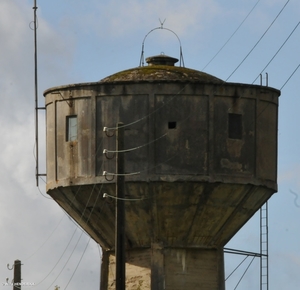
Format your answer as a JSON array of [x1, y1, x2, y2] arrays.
[[44, 29, 280, 289]]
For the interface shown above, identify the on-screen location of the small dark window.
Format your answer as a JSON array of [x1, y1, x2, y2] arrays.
[[66, 115, 77, 141], [228, 113, 242, 139], [168, 121, 177, 129]]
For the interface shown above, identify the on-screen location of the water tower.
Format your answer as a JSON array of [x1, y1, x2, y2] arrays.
[[44, 29, 280, 289]]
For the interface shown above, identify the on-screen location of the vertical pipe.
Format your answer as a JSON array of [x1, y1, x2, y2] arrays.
[[260, 74, 262, 86], [115, 122, 125, 290], [33, 0, 39, 186]]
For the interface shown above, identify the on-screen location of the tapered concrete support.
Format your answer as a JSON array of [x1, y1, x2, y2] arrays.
[[101, 244, 225, 290]]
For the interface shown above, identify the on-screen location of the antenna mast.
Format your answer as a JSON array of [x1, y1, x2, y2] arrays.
[[33, 0, 46, 186], [33, 0, 39, 186]]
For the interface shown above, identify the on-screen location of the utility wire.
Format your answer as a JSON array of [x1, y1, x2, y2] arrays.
[[103, 133, 167, 153], [233, 256, 256, 290], [31, 135, 105, 288], [64, 185, 104, 289], [202, 0, 261, 71], [280, 63, 300, 90], [31, 221, 81, 288], [225, 256, 249, 281], [253, 21, 300, 84], [23, 212, 65, 261], [45, 184, 99, 290], [104, 84, 188, 131], [64, 238, 91, 290], [226, 0, 291, 81]]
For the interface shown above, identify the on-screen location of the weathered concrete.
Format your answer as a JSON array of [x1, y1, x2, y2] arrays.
[[44, 55, 280, 289]]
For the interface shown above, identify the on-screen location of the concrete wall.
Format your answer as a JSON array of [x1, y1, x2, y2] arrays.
[[101, 246, 224, 290]]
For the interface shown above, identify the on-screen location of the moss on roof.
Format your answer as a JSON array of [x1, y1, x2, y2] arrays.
[[100, 65, 224, 83]]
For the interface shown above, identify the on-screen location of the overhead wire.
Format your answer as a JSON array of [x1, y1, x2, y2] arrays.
[[226, 0, 291, 81], [233, 256, 256, 290], [252, 21, 300, 84], [31, 137, 105, 288], [103, 133, 167, 154], [225, 256, 249, 281], [202, 0, 261, 71], [45, 184, 99, 290], [280, 63, 300, 90], [104, 84, 189, 131], [42, 135, 107, 288], [23, 211, 65, 261], [63, 184, 105, 289], [64, 238, 91, 290]]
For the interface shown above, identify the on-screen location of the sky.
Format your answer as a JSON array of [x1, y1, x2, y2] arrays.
[[0, 0, 300, 289]]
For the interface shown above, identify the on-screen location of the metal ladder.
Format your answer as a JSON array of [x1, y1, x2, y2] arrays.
[[260, 202, 269, 290]]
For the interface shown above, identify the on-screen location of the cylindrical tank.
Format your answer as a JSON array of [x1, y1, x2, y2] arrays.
[[44, 55, 280, 290]]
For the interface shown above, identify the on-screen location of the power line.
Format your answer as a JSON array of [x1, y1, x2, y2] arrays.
[[44, 185, 100, 290], [280, 63, 300, 90], [63, 185, 104, 289], [64, 238, 91, 290], [103, 133, 167, 154], [226, 0, 291, 81], [202, 0, 261, 71], [23, 212, 65, 261], [234, 256, 256, 290], [253, 21, 300, 84], [104, 85, 188, 131]]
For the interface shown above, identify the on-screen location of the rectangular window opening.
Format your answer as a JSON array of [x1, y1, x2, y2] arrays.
[[228, 113, 242, 139], [168, 121, 177, 129], [66, 115, 78, 141]]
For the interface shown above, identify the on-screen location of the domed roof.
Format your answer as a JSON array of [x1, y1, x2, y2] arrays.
[[100, 55, 224, 84]]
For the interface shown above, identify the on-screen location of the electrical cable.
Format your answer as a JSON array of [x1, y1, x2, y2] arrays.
[[226, 0, 291, 81], [50, 184, 105, 290], [102, 154, 176, 178], [202, 0, 261, 71], [30, 221, 81, 288], [225, 256, 249, 281], [253, 21, 300, 84], [63, 185, 105, 289], [30, 181, 101, 288], [45, 184, 100, 290], [64, 238, 91, 290], [23, 212, 65, 261], [233, 256, 256, 290], [30, 135, 106, 288], [280, 63, 300, 90], [103, 192, 148, 201], [103, 133, 167, 154], [104, 84, 188, 131]]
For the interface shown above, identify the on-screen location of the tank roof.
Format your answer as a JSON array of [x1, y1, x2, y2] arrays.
[[100, 54, 224, 83], [100, 65, 224, 83]]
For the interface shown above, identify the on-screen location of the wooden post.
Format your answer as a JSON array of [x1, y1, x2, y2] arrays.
[[13, 260, 21, 290]]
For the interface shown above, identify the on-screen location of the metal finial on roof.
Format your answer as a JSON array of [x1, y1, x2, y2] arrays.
[[159, 18, 166, 28]]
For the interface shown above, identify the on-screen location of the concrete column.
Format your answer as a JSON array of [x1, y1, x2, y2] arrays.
[[104, 246, 225, 290]]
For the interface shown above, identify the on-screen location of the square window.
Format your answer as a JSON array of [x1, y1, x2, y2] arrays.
[[228, 113, 242, 139], [168, 121, 177, 129], [66, 115, 77, 141]]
